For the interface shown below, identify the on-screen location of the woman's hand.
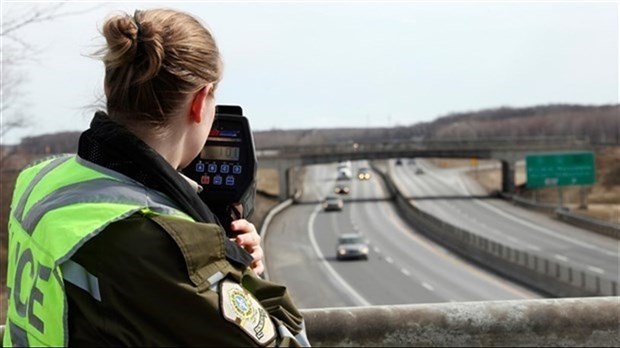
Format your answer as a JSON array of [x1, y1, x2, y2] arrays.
[[230, 219, 265, 275]]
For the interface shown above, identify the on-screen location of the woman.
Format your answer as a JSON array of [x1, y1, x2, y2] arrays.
[[3, 8, 308, 347]]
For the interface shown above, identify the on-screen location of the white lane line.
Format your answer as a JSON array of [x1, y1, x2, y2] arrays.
[[507, 236, 520, 244], [385, 257, 394, 264], [382, 194, 535, 298], [526, 244, 542, 252], [587, 266, 605, 274], [401, 268, 411, 276], [456, 176, 618, 258], [373, 247, 381, 253], [422, 282, 435, 291], [554, 254, 569, 262], [308, 205, 371, 306]]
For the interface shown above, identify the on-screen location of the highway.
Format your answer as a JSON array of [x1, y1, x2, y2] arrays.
[[389, 159, 620, 283], [264, 161, 541, 309]]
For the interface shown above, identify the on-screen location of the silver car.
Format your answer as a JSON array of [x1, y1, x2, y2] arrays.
[[336, 233, 369, 260], [323, 195, 344, 212]]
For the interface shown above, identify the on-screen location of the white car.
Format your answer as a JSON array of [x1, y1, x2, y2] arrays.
[[336, 233, 369, 260]]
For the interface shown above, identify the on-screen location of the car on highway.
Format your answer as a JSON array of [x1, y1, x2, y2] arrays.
[[337, 167, 352, 181], [415, 168, 424, 175], [336, 233, 369, 260], [357, 167, 371, 180], [395, 158, 403, 166], [323, 195, 344, 212], [334, 184, 350, 195]]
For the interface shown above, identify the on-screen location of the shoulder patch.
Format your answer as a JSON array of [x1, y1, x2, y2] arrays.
[[220, 279, 276, 345]]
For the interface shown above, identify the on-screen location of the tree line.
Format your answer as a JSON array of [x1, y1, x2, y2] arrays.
[[5, 103, 618, 156]]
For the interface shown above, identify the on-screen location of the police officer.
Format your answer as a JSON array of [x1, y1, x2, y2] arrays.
[[3, 8, 309, 347]]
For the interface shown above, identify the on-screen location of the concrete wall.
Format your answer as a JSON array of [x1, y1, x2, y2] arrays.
[[301, 297, 620, 347], [0, 297, 618, 347]]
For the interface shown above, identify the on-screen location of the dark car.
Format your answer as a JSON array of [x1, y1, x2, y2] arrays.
[[323, 195, 344, 212], [395, 158, 403, 166], [336, 233, 369, 260], [415, 168, 424, 175], [334, 184, 350, 195], [357, 167, 371, 180]]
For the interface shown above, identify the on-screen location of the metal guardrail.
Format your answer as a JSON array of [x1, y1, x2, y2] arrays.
[[505, 194, 620, 240], [555, 208, 620, 240], [509, 193, 559, 215]]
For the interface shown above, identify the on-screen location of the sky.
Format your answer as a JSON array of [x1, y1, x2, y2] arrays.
[[1, 0, 618, 145]]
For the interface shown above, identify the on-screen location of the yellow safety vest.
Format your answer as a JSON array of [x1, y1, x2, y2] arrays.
[[3, 154, 192, 347]]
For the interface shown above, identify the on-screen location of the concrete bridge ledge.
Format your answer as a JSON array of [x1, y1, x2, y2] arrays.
[[300, 296, 620, 347]]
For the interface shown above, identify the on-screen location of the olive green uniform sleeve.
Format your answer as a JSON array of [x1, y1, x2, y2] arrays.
[[241, 269, 310, 346], [66, 213, 309, 347]]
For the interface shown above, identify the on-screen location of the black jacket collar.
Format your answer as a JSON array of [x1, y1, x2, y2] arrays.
[[78, 111, 253, 267]]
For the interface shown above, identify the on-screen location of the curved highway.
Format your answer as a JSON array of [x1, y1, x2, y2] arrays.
[[264, 161, 541, 309], [389, 159, 619, 283]]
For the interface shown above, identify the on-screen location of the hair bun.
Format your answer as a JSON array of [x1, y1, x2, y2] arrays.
[[102, 12, 164, 83], [132, 16, 165, 83], [100, 9, 222, 127]]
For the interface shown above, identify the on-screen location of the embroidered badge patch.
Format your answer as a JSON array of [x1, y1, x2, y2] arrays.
[[220, 279, 276, 345]]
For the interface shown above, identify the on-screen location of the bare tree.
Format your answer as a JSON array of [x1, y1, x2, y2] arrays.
[[1, 3, 101, 146]]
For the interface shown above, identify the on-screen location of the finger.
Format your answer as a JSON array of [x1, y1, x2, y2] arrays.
[[236, 231, 261, 247], [250, 246, 264, 263], [230, 219, 256, 233], [252, 260, 264, 276]]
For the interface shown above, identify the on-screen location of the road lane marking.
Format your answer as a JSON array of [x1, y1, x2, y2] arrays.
[[379, 197, 538, 299], [401, 268, 410, 276], [554, 255, 569, 262], [526, 244, 541, 252], [307, 205, 371, 306], [385, 257, 394, 264], [587, 266, 605, 274], [422, 282, 435, 291], [374, 247, 381, 253], [455, 176, 618, 258], [507, 236, 519, 243]]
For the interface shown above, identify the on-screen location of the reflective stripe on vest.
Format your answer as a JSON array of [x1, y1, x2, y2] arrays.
[[3, 154, 193, 347]]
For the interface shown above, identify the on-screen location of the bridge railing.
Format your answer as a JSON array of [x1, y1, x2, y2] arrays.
[[1, 296, 618, 347], [301, 296, 619, 347], [257, 136, 591, 158]]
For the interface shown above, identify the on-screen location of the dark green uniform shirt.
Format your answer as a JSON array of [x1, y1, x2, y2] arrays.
[[66, 212, 307, 346]]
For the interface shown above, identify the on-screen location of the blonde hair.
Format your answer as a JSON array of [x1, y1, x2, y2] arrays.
[[99, 9, 222, 127]]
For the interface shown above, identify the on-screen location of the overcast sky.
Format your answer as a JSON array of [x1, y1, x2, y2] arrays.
[[1, 1, 618, 144]]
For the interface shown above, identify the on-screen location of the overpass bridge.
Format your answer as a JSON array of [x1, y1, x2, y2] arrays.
[[257, 136, 593, 200]]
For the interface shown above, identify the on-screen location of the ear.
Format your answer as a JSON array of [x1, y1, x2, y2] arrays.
[[189, 84, 212, 123]]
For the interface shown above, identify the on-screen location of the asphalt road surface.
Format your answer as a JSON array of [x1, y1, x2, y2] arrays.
[[264, 161, 542, 309]]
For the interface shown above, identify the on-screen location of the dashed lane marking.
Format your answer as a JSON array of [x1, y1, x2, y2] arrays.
[[422, 282, 435, 291]]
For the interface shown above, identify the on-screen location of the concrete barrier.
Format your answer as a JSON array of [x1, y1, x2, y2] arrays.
[[2, 297, 617, 346], [301, 297, 620, 347]]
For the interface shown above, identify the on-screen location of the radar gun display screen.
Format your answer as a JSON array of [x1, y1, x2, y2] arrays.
[[182, 105, 257, 236]]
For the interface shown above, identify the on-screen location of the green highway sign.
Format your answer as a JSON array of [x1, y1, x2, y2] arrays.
[[526, 152, 595, 188]]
